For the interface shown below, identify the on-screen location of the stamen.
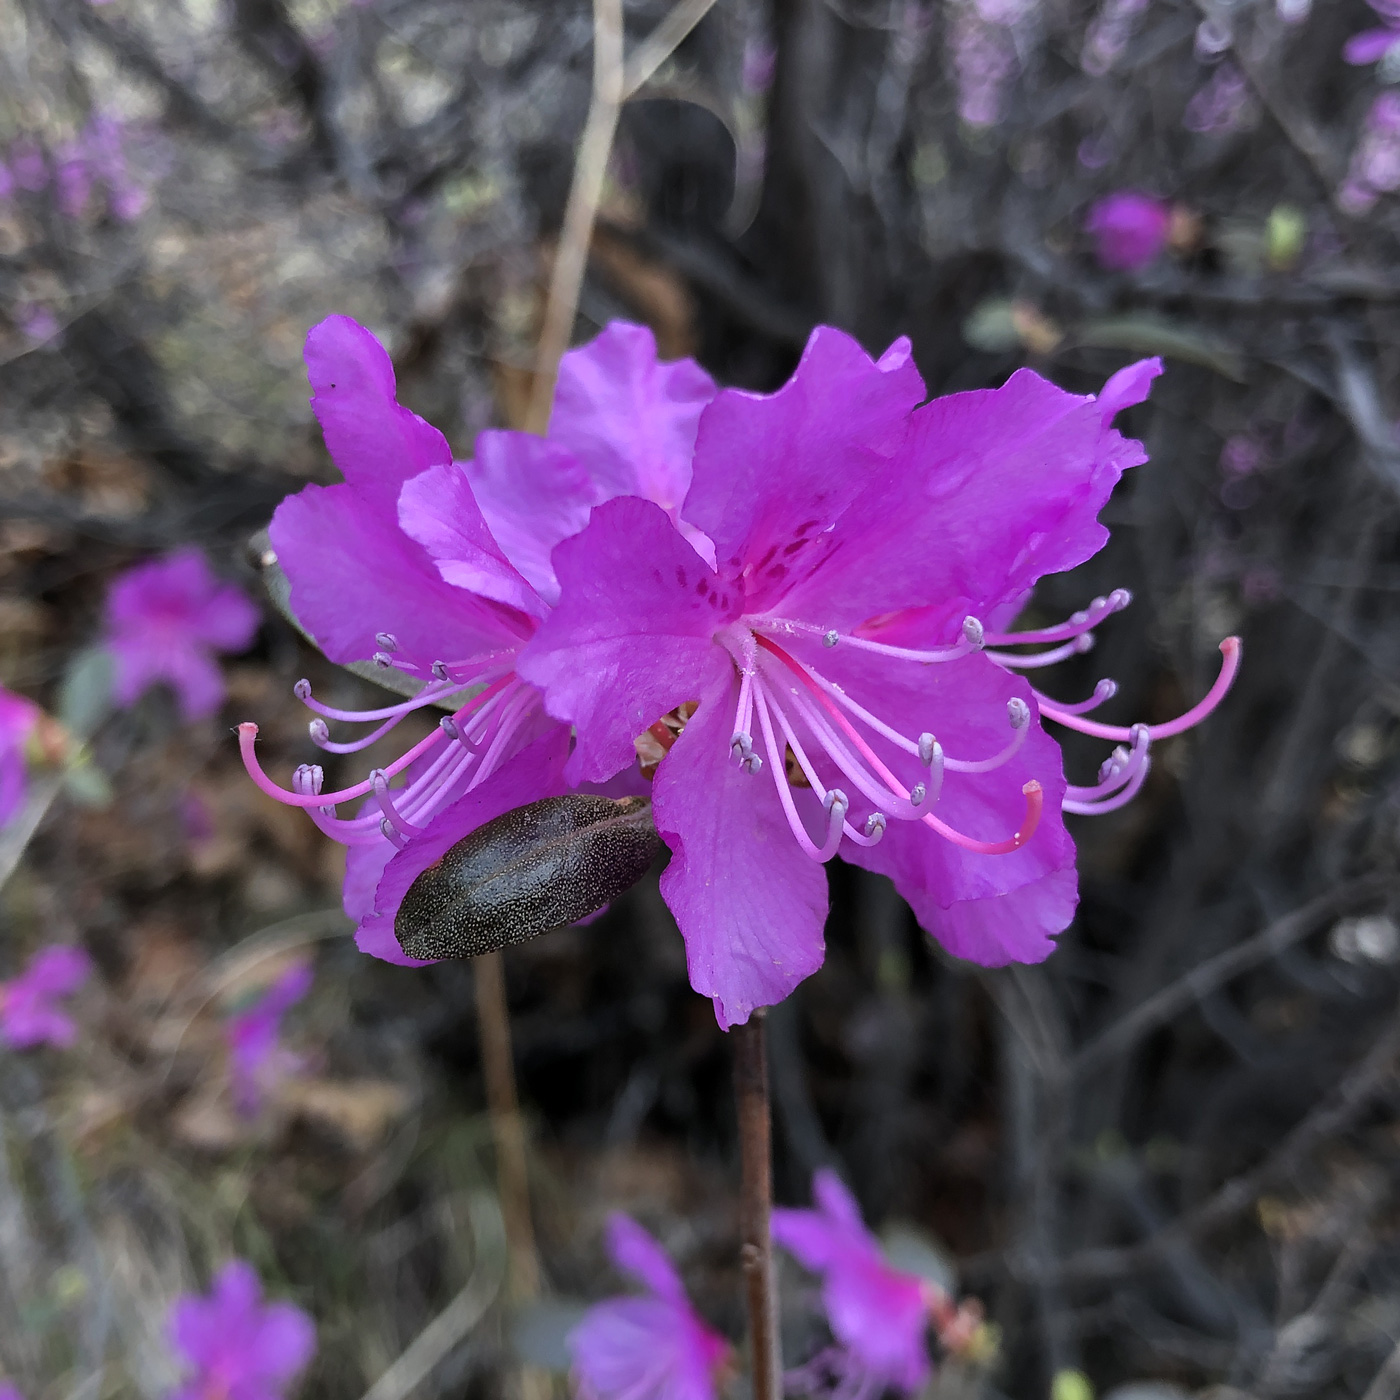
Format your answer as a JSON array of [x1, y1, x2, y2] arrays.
[[297, 679, 455, 723], [379, 817, 409, 849], [1064, 756, 1151, 815], [985, 633, 1094, 668], [372, 771, 424, 839], [823, 630, 839, 648], [919, 733, 945, 806], [375, 632, 399, 652], [983, 589, 1131, 647], [754, 617, 979, 665], [373, 652, 394, 669], [308, 713, 412, 755], [752, 683, 841, 862], [943, 697, 1030, 775], [1065, 725, 1150, 803], [756, 638, 1043, 852], [909, 782, 926, 807], [1040, 637, 1242, 742], [1034, 677, 1118, 716]]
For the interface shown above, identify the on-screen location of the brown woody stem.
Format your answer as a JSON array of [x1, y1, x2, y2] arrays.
[[733, 1010, 782, 1400]]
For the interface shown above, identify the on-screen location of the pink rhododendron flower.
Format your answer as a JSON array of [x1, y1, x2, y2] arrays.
[[0, 688, 39, 827], [104, 548, 259, 720], [0, 946, 92, 1049], [775, 1170, 957, 1395], [519, 331, 1240, 1028], [1345, 0, 1400, 67], [226, 961, 313, 1115], [169, 1260, 315, 1400], [567, 1214, 730, 1400], [240, 317, 715, 965], [1084, 192, 1171, 270]]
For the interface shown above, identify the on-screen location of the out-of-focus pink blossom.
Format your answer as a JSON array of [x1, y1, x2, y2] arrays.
[[1341, 93, 1400, 215], [0, 1383, 25, 1400], [1220, 435, 1264, 477], [226, 962, 313, 1116], [18, 307, 60, 346], [0, 688, 38, 828], [103, 548, 259, 720], [1194, 16, 1233, 59], [1345, 0, 1400, 67], [742, 36, 776, 93], [0, 947, 92, 1050], [775, 1171, 934, 1394], [169, 1260, 316, 1400], [1184, 62, 1249, 135], [9, 141, 49, 192], [949, 0, 1026, 128], [568, 1215, 730, 1400], [1084, 192, 1171, 270], [1081, 0, 1150, 76]]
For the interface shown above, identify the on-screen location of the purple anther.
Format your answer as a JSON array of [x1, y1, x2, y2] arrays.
[[1008, 697, 1031, 729], [863, 812, 887, 841], [373, 652, 393, 669], [432, 661, 450, 680], [294, 679, 312, 701], [909, 782, 927, 807], [962, 616, 985, 648], [823, 630, 839, 648], [440, 716, 460, 741], [375, 633, 398, 652], [308, 718, 330, 744]]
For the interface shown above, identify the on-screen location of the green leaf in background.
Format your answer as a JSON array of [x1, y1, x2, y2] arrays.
[[1073, 315, 1246, 382], [1052, 1369, 1096, 1400], [56, 645, 114, 741]]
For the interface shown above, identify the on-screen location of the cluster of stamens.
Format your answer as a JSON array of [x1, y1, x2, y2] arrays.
[[239, 635, 537, 849], [723, 588, 1240, 865]]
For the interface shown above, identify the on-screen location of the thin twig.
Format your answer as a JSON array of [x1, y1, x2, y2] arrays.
[[474, 951, 540, 1304], [621, 0, 719, 97], [733, 1011, 782, 1400], [1072, 876, 1397, 1078], [525, 0, 624, 434]]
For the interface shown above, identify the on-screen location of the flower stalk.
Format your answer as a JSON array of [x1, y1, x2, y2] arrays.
[[732, 1009, 782, 1400]]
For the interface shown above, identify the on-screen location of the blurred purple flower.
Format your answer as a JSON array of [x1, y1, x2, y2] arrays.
[[949, 5, 1019, 128], [1084, 192, 1171, 270], [239, 317, 714, 967], [226, 961, 313, 1116], [18, 306, 60, 346], [0, 1384, 24, 1400], [1340, 93, 1400, 214], [0, 946, 92, 1050], [0, 688, 38, 827], [775, 1171, 933, 1395], [1220, 434, 1264, 477], [1194, 16, 1233, 59], [170, 1260, 315, 1400], [1184, 62, 1249, 135], [567, 1214, 730, 1400], [742, 36, 776, 93], [8, 140, 48, 192], [1081, 0, 1150, 76], [0, 164, 13, 202], [103, 548, 259, 720], [1345, 0, 1400, 67]]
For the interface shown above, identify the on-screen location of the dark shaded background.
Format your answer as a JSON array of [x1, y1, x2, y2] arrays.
[[3, 1, 1400, 1397]]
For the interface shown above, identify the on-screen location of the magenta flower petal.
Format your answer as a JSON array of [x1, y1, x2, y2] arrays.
[[227, 961, 313, 1115], [271, 481, 523, 671], [519, 496, 734, 786], [549, 321, 716, 512], [303, 316, 452, 513], [774, 1170, 931, 1395], [397, 461, 544, 617], [350, 724, 573, 964], [654, 671, 829, 1029], [681, 326, 925, 613], [781, 362, 1161, 636], [569, 1215, 729, 1400], [22, 946, 92, 997], [605, 1213, 688, 1306], [1345, 27, 1400, 63]]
